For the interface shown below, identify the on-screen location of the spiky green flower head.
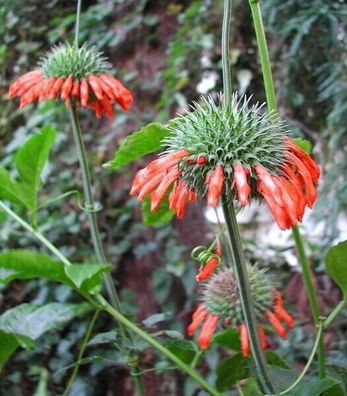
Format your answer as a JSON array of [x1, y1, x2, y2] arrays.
[[163, 94, 289, 195], [39, 42, 112, 80], [201, 266, 275, 324]]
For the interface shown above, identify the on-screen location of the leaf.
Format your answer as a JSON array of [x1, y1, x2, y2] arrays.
[[166, 339, 198, 364], [266, 351, 290, 369], [64, 263, 111, 294], [0, 303, 91, 344], [326, 240, 347, 298], [293, 137, 312, 154], [242, 379, 263, 396], [142, 313, 167, 327], [0, 332, 19, 371], [15, 125, 56, 192], [0, 250, 110, 294], [213, 328, 241, 351], [142, 195, 175, 226], [294, 377, 339, 396], [87, 330, 118, 346], [104, 123, 171, 170], [0, 167, 32, 208], [215, 353, 250, 391], [0, 126, 56, 217]]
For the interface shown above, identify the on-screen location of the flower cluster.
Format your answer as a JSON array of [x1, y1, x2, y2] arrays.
[[9, 43, 133, 118], [130, 95, 320, 229], [187, 267, 294, 356]]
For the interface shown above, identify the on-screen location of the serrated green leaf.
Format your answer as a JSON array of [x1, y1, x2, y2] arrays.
[[215, 353, 250, 391], [142, 195, 174, 226], [0, 303, 91, 342], [15, 125, 56, 192], [0, 331, 19, 371], [104, 122, 171, 170], [166, 339, 198, 364], [294, 377, 339, 396], [293, 137, 312, 154], [213, 328, 241, 351], [0, 250, 110, 294], [326, 240, 347, 298]]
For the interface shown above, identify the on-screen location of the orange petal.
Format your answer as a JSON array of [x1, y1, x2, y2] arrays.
[[239, 323, 250, 357], [198, 314, 219, 350], [266, 311, 287, 339]]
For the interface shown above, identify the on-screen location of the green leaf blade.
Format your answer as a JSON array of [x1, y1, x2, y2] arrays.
[[15, 125, 56, 192], [104, 122, 171, 170], [326, 240, 347, 299], [0, 303, 91, 342]]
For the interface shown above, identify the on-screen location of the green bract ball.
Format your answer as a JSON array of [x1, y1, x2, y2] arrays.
[[39, 43, 112, 80], [201, 266, 275, 324], [164, 94, 289, 194]]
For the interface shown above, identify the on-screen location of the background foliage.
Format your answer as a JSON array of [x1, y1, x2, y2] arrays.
[[0, 0, 346, 395]]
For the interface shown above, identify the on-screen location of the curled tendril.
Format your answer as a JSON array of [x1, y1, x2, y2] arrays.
[[191, 246, 221, 266]]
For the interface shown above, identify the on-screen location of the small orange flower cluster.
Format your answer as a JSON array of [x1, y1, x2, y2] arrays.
[[188, 290, 294, 356], [9, 70, 133, 119], [131, 138, 320, 230]]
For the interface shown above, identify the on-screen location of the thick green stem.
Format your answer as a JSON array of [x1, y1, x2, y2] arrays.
[[248, 0, 277, 116], [222, 0, 232, 108], [222, 198, 275, 394], [221, 1, 275, 393], [68, 106, 144, 395], [69, 106, 122, 311], [248, 0, 325, 378], [74, 0, 82, 48], [62, 309, 100, 396], [95, 294, 223, 396]]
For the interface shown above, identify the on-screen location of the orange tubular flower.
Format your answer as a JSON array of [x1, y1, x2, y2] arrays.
[[187, 267, 294, 355], [9, 43, 133, 119], [131, 94, 319, 226], [207, 165, 224, 207]]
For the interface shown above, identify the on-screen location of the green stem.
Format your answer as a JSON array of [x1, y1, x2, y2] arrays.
[[69, 105, 122, 312], [324, 299, 346, 329], [68, 106, 144, 395], [248, 0, 325, 378], [222, 0, 232, 108], [292, 226, 325, 377], [2, 199, 218, 396], [248, 0, 277, 115], [222, 198, 275, 394], [0, 201, 71, 266], [266, 322, 324, 396], [95, 294, 223, 396], [74, 0, 82, 48], [221, 1, 275, 393], [62, 309, 100, 396]]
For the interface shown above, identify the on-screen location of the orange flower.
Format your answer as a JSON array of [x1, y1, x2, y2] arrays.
[[9, 71, 132, 119], [8, 43, 133, 119], [187, 267, 295, 355]]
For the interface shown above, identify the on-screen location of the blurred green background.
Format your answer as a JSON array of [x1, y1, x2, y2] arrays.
[[0, 0, 346, 395]]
